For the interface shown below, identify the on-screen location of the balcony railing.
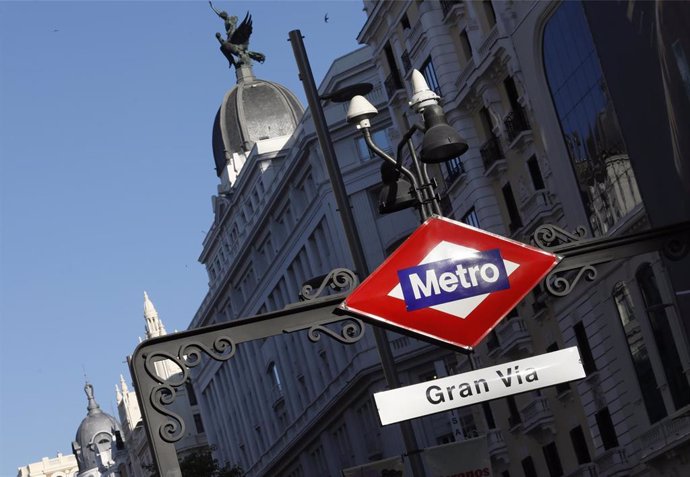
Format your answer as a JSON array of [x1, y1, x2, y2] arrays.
[[595, 447, 629, 476], [480, 135, 504, 172], [638, 415, 690, 461], [520, 396, 554, 435], [564, 464, 598, 477], [504, 107, 531, 143], [496, 317, 532, 357], [384, 73, 403, 101]]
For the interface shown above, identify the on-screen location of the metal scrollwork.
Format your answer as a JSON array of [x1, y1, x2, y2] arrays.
[[533, 224, 588, 250], [300, 268, 359, 301], [143, 336, 237, 444], [545, 265, 597, 297], [180, 337, 236, 367], [308, 318, 365, 344], [151, 384, 185, 443]]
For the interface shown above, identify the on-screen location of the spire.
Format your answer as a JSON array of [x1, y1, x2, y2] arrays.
[[143, 291, 167, 339], [116, 385, 122, 403], [120, 374, 129, 394], [84, 382, 102, 416]]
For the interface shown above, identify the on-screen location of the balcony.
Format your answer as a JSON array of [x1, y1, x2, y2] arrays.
[[519, 190, 563, 234], [486, 429, 509, 465], [638, 415, 690, 462], [564, 464, 598, 477], [594, 447, 630, 477], [384, 74, 404, 102], [520, 396, 555, 437], [480, 135, 506, 177], [496, 317, 532, 358], [503, 107, 531, 145]]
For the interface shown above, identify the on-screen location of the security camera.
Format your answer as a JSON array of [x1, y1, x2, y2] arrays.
[[346, 95, 378, 129]]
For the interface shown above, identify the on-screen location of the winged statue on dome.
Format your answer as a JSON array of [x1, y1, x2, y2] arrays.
[[210, 1, 266, 68]]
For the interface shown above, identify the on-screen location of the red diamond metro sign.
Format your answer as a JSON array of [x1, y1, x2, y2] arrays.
[[339, 216, 560, 350]]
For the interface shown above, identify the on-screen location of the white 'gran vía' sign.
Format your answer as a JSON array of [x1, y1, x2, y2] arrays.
[[374, 347, 585, 425]]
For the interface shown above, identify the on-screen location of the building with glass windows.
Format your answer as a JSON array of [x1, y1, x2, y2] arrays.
[[189, 1, 690, 476]]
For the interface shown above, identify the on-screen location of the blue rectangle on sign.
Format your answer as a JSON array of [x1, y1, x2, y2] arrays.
[[397, 249, 510, 311]]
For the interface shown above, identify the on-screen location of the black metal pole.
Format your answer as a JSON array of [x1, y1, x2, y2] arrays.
[[289, 29, 427, 477]]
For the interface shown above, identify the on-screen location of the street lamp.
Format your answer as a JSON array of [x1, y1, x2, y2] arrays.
[[347, 69, 468, 220]]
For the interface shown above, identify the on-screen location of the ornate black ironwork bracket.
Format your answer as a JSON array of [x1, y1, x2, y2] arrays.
[[129, 270, 361, 477], [534, 221, 690, 297]]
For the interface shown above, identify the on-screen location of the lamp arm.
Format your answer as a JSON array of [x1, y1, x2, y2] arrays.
[[362, 128, 426, 213], [362, 128, 418, 188], [396, 124, 439, 218], [395, 123, 425, 170]]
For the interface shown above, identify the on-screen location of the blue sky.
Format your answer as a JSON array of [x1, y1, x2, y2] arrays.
[[0, 1, 365, 473]]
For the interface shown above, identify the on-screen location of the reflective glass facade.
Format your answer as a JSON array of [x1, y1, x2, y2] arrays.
[[543, 1, 641, 236]]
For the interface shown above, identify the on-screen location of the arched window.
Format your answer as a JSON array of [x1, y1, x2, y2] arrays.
[[267, 361, 282, 391], [612, 282, 666, 423], [636, 264, 690, 409], [543, 1, 641, 236]]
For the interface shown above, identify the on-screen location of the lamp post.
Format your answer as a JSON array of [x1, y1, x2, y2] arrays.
[[289, 29, 428, 477], [290, 29, 469, 476]]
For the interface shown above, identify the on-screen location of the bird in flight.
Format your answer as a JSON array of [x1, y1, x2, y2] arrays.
[[324, 13, 329, 23]]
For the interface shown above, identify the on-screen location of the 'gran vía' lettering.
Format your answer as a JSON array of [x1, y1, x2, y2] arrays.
[[398, 248, 510, 311], [426, 365, 539, 404]]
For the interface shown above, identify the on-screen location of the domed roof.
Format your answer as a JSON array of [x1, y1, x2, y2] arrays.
[[73, 383, 122, 472], [212, 65, 304, 176]]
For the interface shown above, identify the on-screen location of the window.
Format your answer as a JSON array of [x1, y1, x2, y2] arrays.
[[527, 156, 546, 190], [461, 207, 480, 228], [521, 456, 537, 477], [506, 395, 521, 426], [445, 156, 465, 182], [267, 362, 283, 391], [569, 426, 591, 465], [421, 56, 441, 96], [501, 183, 522, 231], [613, 282, 666, 422], [595, 407, 619, 450], [482, 402, 496, 429], [482, 1, 497, 27], [356, 129, 392, 161], [185, 381, 198, 406], [384, 42, 403, 92], [193, 413, 205, 434], [573, 321, 597, 374], [543, 1, 641, 236], [542, 442, 564, 477], [637, 264, 690, 409], [460, 29, 472, 61], [401, 12, 411, 29]]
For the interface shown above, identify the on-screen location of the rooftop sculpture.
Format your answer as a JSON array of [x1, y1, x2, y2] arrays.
[[210, 1, 266, 68]]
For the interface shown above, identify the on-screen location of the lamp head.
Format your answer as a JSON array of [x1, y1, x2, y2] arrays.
[[421, 104, 469, 163], [378, 161, 418, 214], [346, 95, 378, 129]]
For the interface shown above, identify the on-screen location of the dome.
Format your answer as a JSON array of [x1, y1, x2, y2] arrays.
[[72, 384, 122, 473], [212, 65, 304, 176]]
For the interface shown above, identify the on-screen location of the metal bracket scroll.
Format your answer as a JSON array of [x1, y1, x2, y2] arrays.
[[535, 221, 690, 297]]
